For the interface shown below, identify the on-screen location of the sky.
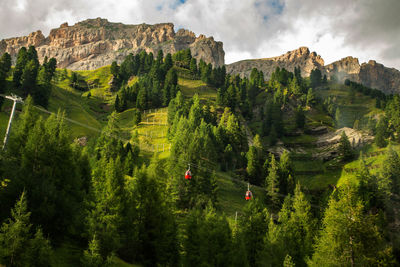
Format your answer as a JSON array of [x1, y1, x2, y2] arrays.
[[1, 0, 399, 68]]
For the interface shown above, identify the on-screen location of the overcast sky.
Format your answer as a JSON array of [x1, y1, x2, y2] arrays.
[[1, 0, 399, 68]]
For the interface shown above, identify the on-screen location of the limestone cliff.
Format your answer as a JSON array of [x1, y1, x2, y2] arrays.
[[0, 18, 224, 70], [358, 60, 400, 95], [227, 47, 400, 94], [226, 47, 324, 78]]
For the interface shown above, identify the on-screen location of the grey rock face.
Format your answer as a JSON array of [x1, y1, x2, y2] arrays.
[[0, 18, 224, 70]]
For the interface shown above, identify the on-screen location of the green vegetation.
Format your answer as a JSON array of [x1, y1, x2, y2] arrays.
[[1, 47, 400, 266]]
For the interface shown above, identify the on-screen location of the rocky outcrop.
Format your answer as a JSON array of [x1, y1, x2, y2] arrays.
[[359, 60, 400, 95], [226, 47, 324, 79], [325, 58, 400, 94], [227, 47, 400, 94], [0, 18, 224, 70], [324, 56, 360, 83]]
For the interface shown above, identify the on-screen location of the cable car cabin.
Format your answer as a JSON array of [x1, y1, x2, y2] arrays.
[[245, 190, 253, 200], [185, 169, 192, 180]]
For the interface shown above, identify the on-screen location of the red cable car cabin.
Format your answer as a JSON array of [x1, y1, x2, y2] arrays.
[[185, 169, 192, 180], [245, 190, 253, 200]]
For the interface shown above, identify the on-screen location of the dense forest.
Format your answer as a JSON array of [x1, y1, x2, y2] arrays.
[[0, 46, 400, 267]]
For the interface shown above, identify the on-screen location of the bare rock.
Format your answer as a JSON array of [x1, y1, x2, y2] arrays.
[[324, 56, 360, 82], [316, 127, 373, 148], [0, 18, 224, 70], [226, 47, 324, 79], [227, 46, 400, 94]]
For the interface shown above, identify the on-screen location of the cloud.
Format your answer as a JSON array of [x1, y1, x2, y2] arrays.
[[0, 0, 399, 68]]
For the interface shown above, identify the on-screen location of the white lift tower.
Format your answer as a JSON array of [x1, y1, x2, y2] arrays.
[[3, 94, 23, 150]]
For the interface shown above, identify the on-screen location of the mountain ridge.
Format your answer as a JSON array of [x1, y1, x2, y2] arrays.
[[227, 47, 400, 94], [0, 17, 225, 70]]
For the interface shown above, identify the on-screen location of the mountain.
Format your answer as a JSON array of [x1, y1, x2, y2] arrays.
[[0, 17, 224, 70], [227, 47, 400, 94], [226, 46, 325, 78]]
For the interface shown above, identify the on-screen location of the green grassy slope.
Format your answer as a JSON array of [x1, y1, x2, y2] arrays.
[[0, 66, 391, 215]]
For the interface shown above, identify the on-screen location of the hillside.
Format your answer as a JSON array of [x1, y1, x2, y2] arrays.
[[1, 48, 400, 266]]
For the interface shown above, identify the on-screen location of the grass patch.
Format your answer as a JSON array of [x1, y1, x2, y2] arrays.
[[178, 78, 217, 100], [297, 168, 342, 190], [216, 173, 264, 218], [282, 134, 316, 144]]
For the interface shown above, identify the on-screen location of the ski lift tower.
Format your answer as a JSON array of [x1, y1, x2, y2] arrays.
[[3, 94, 23, 150]]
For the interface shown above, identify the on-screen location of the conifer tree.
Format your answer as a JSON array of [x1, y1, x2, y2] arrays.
[[310, 182, 394, 266], [87, 157, 125, 258], [183, 204, 233, 267], [246, 146, 260, 185], [1, 110, 88, 238], [190, 57, 197, 75], [266, 154, 281, 210], [164, 53, 173, 71], [306, 88, 316, 107], [381, 146, 400, 193], [13, 47, 28, 88], [375, 117, 388, 148], [269, 184, 316, 266], [283, 254, 295, 267], [82, 234, 104, 267], [338, 131, 353, 161], [238, 199, 270, 266], [295, 106, 305, 129], [0, 192, 52, 266]]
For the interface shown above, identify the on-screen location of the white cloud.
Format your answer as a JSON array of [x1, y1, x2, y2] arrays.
[[0, 0, 399, 68]]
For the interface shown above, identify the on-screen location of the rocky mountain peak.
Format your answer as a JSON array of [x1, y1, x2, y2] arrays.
[[227, 47, 324, 79], [227, 47, 400, 94], [0, 18, 224, 70]]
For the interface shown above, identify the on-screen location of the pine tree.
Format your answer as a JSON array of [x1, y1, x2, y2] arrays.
[[309, 69, 322, 88], [130, 167, 179, 266], [0, 192, 52, 267], [1, 110, 88, 238], [238, 199, 270, 266], [295, 106, 305, 129], [381, 146, 400, 193], [0, 192, 31, 266], [164, 53, 173, 71], [0, 52, 11, 81], [246, 146, 261, 185], [0, 52, 11, 107], [375, 117, 388, 148], [266, 154, 281, 210], [310, 182, 394, 266], [87, 157, 124, 257], [306, 88, 316, 107], [279, 150, 294, 195], [283, 254, 295, 267], [35, 66, 52, 108], [183, 204, 233, 266], [82, 234, 104, 267], [21, 59, 39, 96], [114, 94, 121, 112], [26, 228, 52, 267], [13, 47, 28, 88], [190, 58, 197, 76], [338, 131, 353, 161]]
